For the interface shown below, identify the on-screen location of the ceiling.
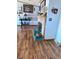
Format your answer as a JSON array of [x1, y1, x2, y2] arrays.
[[17, 0, 41, 6]]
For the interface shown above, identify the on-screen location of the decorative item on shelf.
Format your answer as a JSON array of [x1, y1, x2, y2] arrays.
[[25, 18, 28, 21], [28, 17, 31, 21], [51, 7, 58, 14], [19, 18, 22, 21], [23, 13, 27, 21], [19, 18, 23, 26], [24, 13, 27, 16], [18, 11, 23, 14], [17, 11, 23, 15], [19, 14, 22, 21]]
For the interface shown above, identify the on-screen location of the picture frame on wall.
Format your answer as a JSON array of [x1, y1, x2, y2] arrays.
[[23, 4, 33, 13]]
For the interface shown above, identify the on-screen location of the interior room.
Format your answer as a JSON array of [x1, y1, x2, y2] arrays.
[[17, 0, 61, 59]]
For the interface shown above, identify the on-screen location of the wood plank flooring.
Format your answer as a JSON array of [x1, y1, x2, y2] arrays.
[[17, 26, 61, 59]]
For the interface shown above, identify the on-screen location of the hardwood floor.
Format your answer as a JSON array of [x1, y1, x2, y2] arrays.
[[17, 26, 61, 59]]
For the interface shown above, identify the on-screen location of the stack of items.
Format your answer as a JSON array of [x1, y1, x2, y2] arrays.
[[33, 22, 44, 40]]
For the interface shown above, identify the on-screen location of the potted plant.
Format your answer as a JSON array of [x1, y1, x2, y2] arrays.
[[28, 17, 31, 21]]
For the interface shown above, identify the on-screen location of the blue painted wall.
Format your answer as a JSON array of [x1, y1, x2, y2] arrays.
[[45, 0, 61, 40], [56, 21, 61, 43]]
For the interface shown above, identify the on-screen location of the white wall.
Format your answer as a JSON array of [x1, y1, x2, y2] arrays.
[[38, 16, 45, 35], [17, 2, 23, 25], [45, 0, 61, 39]]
